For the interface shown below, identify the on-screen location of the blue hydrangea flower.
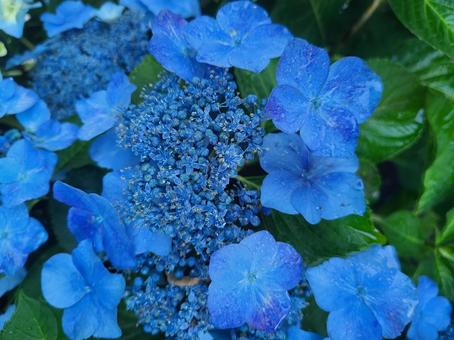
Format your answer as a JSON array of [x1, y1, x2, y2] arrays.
[[266, 38, 382, 156], [89, 130, 139, 170], [185, 1, 292, 73], [24, 119, 78, 151], [208, 230, 302, 332], [76, 72, 136, 141], [260, 133, 366, 224], [120, 0, 200, 17], [41, 240, 125, 340], [0, 139, 57, 206], [0, 0, 40, 38], [149, 10, 209, 81], [306, 245, 417, 340], [41, 1, 95, 37], [407, 276, 452, 340], [95, 2, 124, 22], [25, 11, 149, 119], [0, 305, 15, 330], [287, 326, 323, 340], [53, 181, 136, 270], [0, 268, 26, 297], [15, 99, 50, 132], [0, 204, 47, 276], [0, 74, 38, 118]]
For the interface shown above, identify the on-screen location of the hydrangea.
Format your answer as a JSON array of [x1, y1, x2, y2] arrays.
[[0, 305, 15, 330], [266, 38, 382, 156], [120, 0, 200, 17], [185, 1, 292, 72], [14, 11, 149, 119], [260, 133, 365, 224], [0, 0, 40, 38], [306, 245, 417, 340], [76, 72, 136, 141], [41, 240, 125, 340], [15, 99, 50, 132], [0, 205, 47, 276], [149, 11, 209, 81], [0, 139, 57, 206], [208, 231, 302, 332], [41, 1, 95, 37], [24, 118, 78, 151], [53, 181, 136, 270], [407, 276, 452, 340], [0, 74, 38, 118]]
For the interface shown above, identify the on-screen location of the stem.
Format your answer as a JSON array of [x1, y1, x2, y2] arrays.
[[236, 175, 261, 190], [350, 0, 384, 38], [20, 37, 35, 50]]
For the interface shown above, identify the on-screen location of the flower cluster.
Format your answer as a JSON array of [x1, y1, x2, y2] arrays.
[[1, 0, 452, 340]]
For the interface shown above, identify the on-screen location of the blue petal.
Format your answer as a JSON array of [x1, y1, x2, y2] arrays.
[[265, 85, 310, 134], [41, 253, 87, 309], [261, 171, 301, 214], [149, 11, 208, 81], [102, 171, 125, 203], [287, 326, 323, 340], [67, 208, 101, 248], [313, 172, 366, 221], [417, 275, 439, 305], [53, 181, 93, 210], [95, 2, 124, 22], [422, 296, 452, 332], [41, 1, 95, 37], [106, 72, 136, 109], [62, 295, 99, 340], [89, 130, 139, 170], [141, 0, 200, 17], [268, 242, 303, 290], [27, 120, 78, 151], [349, 245, 401, 273], [299, 106, 359, 158], [290, 185, 324, 224], [306, 257, 357, 312], [228, 23, 291, 72], [91, 307, 122, 338], [0, 305, 16, 330], [327, 301, 382, 340], [0, 78, 38, 116], [131, 226, 172, 256], [16, 100, 50, 132], [216, 1, 270, 40], [276, 38, 330, 97], [322, 57, 383, 123], [0, 269, 26, 297], [260, 132, 309, 175], [240, 230, 279, 271], [209, 243, 251, 285]]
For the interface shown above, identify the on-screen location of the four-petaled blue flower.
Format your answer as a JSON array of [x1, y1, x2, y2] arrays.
[[149, 10, 209, 81], [76, 72, 136, 141], [0, 139, 57, 206], [0, 0, 41, 38], [0, 74, 38, 118], [266, 38, 382, 156], [41, 1, 95, 37], [208, 230, 302, 332], [306, 245, 417, 340], [53, 181, 136, 270], [41, 240, 125, 340], [185, 0, 292, 72], [260, 133, 366, 224], [407, 276, 452, 340], [0, 204, 48, 276]]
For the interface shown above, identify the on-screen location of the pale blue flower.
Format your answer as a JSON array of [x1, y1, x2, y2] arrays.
[[0, 0, 40, 38]]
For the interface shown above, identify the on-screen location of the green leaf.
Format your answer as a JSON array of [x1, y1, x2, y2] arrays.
[[55, 141, 92, 172], [263, 210, 385, 265], [129, 55, 163, 104], [236, 175, 264, 190], [437, 208, 454, 246], [48, 200, 76, 251], [435, 249, 454, 300], [271, 0, 368, 47], [357, 59, 425, 162], [1, 291, 58, 340], [234, 59, 277, 100], [418, 91, 454, 212], [358, 158, 381, 203], [398, 38, 454, 100], [380, 211, 429, 259], [388, 0, 454, 59], [0, 42, 7, 57]]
